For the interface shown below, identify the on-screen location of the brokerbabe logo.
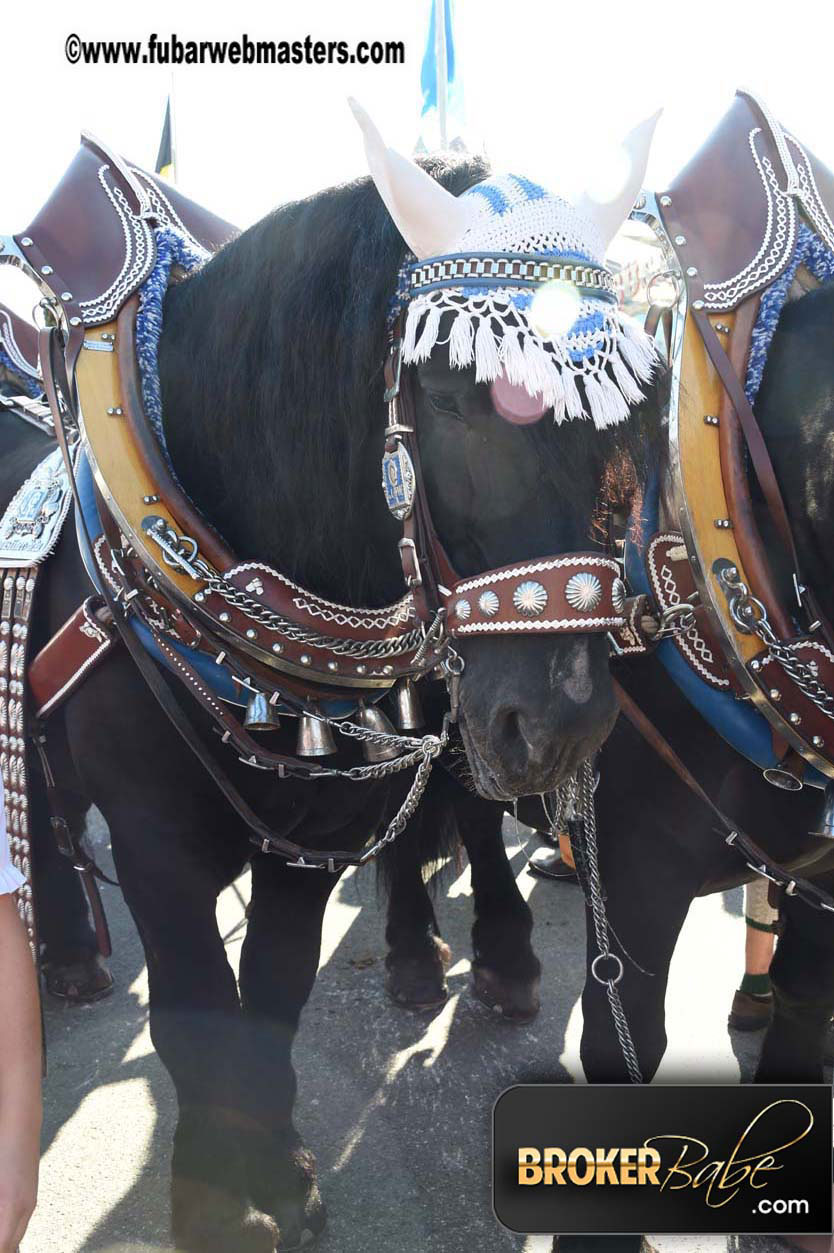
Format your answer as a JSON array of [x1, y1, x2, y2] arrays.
[[493, 1085, 832, 1235]]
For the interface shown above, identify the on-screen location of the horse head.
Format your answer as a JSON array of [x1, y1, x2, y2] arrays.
[[351, 103, 662, 800]]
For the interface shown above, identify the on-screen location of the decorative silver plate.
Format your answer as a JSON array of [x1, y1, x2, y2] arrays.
[[381, 441, 416, 521], [0, 445, 74, 567]]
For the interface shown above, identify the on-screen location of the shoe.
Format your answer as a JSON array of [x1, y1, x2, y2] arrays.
[[728, 987, 773, 1032], [527, 848, 579, 884]]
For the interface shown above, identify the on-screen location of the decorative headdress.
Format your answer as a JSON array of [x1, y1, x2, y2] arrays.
[[351, 100, 660, 429]]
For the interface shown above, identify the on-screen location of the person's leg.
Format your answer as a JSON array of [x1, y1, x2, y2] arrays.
[[728, 878, 777, 1031]]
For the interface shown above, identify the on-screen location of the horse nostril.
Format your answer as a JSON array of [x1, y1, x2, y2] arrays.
[[493, 707, 546, 775]]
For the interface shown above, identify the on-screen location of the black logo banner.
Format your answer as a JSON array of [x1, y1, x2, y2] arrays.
[[493, 1084, 832, 1235]]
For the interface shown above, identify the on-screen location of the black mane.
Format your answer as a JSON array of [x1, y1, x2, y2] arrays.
[[159, 155, 489, 605]]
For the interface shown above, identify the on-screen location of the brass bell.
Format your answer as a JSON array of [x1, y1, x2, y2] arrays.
[[244, 691, 281, 732], [390, 679, 424, 731], [356, 702, 402, 763], [296, 710, 337, 757]]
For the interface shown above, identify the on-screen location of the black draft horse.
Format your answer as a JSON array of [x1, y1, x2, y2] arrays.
[[565, 285, 834, 1093], [2, 155, 660, 1252]]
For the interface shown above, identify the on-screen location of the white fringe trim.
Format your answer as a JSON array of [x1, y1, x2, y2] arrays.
[[401, 290, 657, 430]]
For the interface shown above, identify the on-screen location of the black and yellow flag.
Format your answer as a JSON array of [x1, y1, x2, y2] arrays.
[[155, 97, 175, 182]]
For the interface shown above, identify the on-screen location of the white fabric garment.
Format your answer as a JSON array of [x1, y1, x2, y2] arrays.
[[0, 779, 23, 895]]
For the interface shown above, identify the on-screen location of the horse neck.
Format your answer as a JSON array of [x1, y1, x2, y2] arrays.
[[157, 252, 405, 609], [754, 285, 834, 627]]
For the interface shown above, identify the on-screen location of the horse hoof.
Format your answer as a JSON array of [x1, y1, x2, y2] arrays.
[[472, 964, 540, 1024], [172, 1179, 280, 1253], [44, 954, 114, 1005], [385, 936, 451, 1012]]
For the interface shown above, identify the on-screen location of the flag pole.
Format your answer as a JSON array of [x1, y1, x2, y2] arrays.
[[434, 0, 448, 149], [169, 72, 178, 183]]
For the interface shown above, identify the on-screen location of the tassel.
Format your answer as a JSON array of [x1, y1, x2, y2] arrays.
[[583, 374, 610, 429], [610, 352, 646, 406], [561, 366, 584, 420], [522, 336, 552, 397], [474, 317, 501, 382], [413, 302, 442, 362], [596, 372, 631, 428], [617, 320, 658, 380], [448, 309, 474, 369], [402, 302, 423, 359], [499, 328, 526, 386]]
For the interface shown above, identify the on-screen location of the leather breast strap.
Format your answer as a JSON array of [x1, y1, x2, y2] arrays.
[[614, 679, 834, 909], [42, 327, 399, 872]]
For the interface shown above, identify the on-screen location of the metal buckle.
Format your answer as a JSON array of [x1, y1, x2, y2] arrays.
[[398, 537, 423, 588]]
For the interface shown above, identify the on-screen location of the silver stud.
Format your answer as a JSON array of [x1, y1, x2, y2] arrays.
[[101, 332, 115, 343], [61, 291, 73, 301], [692, 299, 705, 310], [383, 665, 394, 675], [750, 659, 761, 672], [454, 597, 471, 621], [611, 577, 627, 614], [704, 415, 719, 426], [789, 712, 801, 726], [714, 518, 732, 529], [356, 664, 367, 675], [686, 266, 698, 277], [106, 406, 123, 416], [327, 660, 339, 672], [245, 577, 264, 596], [813, 735, 824, 748], [564, 572, 602, 613], [219, 611, 231, 623], [674, 235, 686, 246], [659, 195, 672, 207], [272, 642, 283, 654], [478, 590, 500, 617], [769, 689, 781, 701], [41, 265, 53, 275], [300, 654, 312, 666], [246, 628, 257, 640], [143, 494, 160, 504], [20, 237, 32, 246], [194, 591, 205, 603], [513, 580, 548, 616], [715, 323, 731, 334], [69, 317, 82, 326]]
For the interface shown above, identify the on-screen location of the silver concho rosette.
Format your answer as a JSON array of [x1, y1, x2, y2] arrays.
[[454, 597, 472, 621], [611, 577, 627, 614], [512, 581, 548, 616], [564, 572, 602, 613], [478, 590, 500, 617]]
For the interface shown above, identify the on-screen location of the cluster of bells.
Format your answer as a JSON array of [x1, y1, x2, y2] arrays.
[[242, 678, 424, 763]]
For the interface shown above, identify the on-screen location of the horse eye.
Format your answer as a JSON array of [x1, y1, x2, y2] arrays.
[[426, 391, 464, 419]]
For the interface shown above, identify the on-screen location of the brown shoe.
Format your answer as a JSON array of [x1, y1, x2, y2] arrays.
[[728, 987, 773, 1032]]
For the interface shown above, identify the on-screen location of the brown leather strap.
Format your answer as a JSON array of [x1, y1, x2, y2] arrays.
[[28, 597, 118, 720], [614, 679, 834, 903], [692, 308, 800, 573]]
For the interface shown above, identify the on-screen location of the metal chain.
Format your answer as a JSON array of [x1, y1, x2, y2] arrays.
[[576, 759, 644, 1084], [719, 565, 834, 720], [201, 571, 425, 659], [356, 725, 449, 862]]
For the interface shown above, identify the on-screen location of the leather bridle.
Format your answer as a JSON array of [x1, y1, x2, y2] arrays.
[[382, 330, 631, 661]]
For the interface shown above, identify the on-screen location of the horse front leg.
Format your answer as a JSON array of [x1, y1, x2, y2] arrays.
[[382, 801, 451, 1012], [457, 793, 541, 1022], [105, 805, 269, 1253], [757, 871, 834, 1082], [237, 854, 340, 1249]]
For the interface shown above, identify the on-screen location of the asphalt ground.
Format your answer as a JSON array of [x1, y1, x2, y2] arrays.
[[20, 811, 821, 1253]]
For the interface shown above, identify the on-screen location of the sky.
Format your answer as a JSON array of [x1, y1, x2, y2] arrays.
[[2, 0, 833, 318]]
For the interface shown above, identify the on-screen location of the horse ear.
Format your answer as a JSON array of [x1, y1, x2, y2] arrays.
[[574, 110, 662, 253], [348, 97, 474, 259]]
